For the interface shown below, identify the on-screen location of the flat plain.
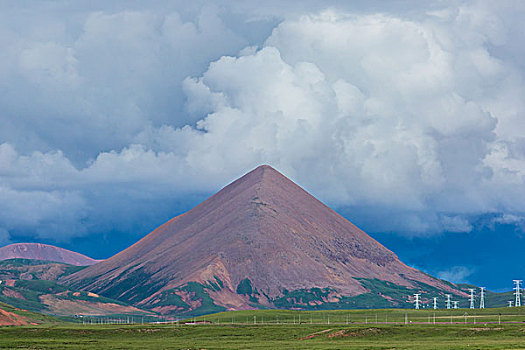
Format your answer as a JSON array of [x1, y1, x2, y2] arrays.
[[2, 308, 525, 349]]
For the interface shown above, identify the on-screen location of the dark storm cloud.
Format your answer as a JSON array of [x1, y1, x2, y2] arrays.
[[0, 0, 525, 249]]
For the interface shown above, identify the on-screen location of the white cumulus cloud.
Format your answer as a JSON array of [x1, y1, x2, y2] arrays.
[[437, 266, 474, 283], [1, 1, 525, 241]]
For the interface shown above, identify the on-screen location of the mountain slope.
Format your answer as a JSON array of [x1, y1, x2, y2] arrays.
[[0, 301, 57, 326], [0, 243, 101, 266], [65, 165, 464, 314], [0, 259, 152, 317]]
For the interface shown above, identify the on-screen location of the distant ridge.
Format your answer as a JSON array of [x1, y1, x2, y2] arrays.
[[65, 165, 464, 314], [0, 243, 101, 266]]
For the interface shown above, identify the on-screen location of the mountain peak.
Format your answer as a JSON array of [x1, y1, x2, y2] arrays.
[[229, 164, 305, 196], [254, 164, 275, 171], [236, 164, 286, 185]]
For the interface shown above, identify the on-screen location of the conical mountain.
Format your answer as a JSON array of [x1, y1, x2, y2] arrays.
[[65, 165, 462, 314]]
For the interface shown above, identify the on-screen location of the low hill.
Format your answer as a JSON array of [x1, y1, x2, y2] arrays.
[[0, 301, 57, 326], [0, 243, 101, 266], [0, 259, 152, 317]]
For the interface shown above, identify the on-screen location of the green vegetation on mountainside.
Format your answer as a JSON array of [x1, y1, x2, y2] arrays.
[[0, 301, 58, 325], [0, 260, 150, 316], [243, 278, 466, 310], [134, 276, 513, 315], [9, 258, 509, 315], [90, 266, 165, 305], [0, 279, 115, 313], [0, 258, 85, 281], [151, 282, 226, 316]]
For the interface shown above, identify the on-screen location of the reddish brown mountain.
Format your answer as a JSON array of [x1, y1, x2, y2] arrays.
[[0, 243, 101, 266], [65, 165, 463, 314]]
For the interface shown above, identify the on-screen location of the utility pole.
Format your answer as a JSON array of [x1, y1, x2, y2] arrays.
[[446, 294, 451, 309], [468, 289, 475, 309], [414, 294, 421, 309], [479, 287, 485, 309], [433, 297, 438, 310], [514, 280, 522, 307]]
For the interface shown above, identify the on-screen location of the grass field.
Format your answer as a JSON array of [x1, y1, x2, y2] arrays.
[[2, 308, 525, 349], [193, 307, 525, 325]]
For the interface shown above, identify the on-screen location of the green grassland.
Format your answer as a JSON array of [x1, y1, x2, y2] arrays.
[[1, 258, 524, 349], [3, 308, 525, 349], [196, 306, 525, 325]]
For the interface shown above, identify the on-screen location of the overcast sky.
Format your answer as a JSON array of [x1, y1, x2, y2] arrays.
[[1, 0, 524, 290]]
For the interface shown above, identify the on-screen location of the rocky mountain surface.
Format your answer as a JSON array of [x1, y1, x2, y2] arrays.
[[65, 165, 465, 315]]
